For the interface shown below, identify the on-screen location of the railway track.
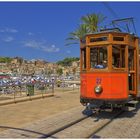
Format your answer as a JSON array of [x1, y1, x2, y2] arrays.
[[89, 110, 124, 138], [0, 95, 139, 137], [0, 105, 125, 138], [0, 106, 92, 138], [46, 109, 124, 138]]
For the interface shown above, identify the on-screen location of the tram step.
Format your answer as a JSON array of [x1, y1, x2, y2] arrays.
[[126, 100, 139, 108]]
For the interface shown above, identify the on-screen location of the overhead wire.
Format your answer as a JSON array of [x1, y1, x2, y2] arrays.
[[102, 2, 126, 30], [102, 2, 119, 19], [102, 2, 137, 34]]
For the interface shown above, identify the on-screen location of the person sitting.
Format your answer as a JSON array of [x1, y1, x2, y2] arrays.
[[94, 60, 107, 69], [103, 60, 107, 68]]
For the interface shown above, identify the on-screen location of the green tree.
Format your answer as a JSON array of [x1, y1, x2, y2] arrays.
[[57, 57, 79, 67], [0, 57, 12, 63], [66, 13, 106, 45], [66, 24, 90, 45], [56, 68, 63, 76], [47, 70, 53, 76], [81, 13, 106, 32]]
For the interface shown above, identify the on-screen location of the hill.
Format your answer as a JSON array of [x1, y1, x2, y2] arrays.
[[56, 57, 79, 67]]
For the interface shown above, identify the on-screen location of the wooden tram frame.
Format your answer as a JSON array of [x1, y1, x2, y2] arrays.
[[80, 31, 140, 108]]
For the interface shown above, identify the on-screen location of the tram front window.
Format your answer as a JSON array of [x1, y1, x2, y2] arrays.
[[90, 47, 108, 69], [112, 45, 125, 68]]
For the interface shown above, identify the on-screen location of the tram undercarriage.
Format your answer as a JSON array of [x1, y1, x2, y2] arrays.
[[80, 94, 140, 112]]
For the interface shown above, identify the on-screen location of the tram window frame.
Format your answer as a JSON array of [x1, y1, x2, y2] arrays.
[[113, 36, 124, 41], [112, 45, 126, 70], [128, 47, 135, 91], [81, 48, 86, 70], [128, 47, 134, 71], [90, 46, 108, 70], [90, 36, 108, 43]]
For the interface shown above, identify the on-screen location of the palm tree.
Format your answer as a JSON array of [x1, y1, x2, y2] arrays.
[[66, 24, 90, 46], [66, 13, 106, 46], [81, 13, 106, 32]]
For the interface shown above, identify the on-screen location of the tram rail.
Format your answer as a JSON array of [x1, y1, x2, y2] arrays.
[[1, 96, 139, 138], [0, 106, 125, 138], [47, 109, 124, 138], [89, 110, 124, 138], [0, 106, 91, 138]]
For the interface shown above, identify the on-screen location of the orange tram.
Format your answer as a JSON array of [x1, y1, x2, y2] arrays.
[[80, 28, 140, 110]]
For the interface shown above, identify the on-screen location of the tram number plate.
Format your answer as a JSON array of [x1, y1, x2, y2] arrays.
[[96, 78, 102, 84]]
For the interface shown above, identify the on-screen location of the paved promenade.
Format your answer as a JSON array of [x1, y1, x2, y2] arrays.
[[0, 89, 80, 133], [1, 89, 140, 138], [94, 103, 140, 138]]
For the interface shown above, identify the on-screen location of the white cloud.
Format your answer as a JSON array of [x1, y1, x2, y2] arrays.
[[23, 40, 60, 53], [2, 36, 14, 42], [42, 45, 60, 53], [66, 50, 71, 54], [0, 28, 18, 33], [28, 32, 34, 36], [23, 40, 41, 49]]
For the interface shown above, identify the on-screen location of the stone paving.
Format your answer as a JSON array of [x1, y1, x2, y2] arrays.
[[0, 106, 86, 138], [1, 88, 140, 138], [94, 103, 140, 138], [0, 89, 80, 133]]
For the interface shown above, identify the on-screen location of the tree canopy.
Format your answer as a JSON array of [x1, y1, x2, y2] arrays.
[[81, 13, 106, 32], [0, 57, 12, 63], [66, 13, 106, 46], [56, 68, 63, 76], [57, 57, 79, 67]]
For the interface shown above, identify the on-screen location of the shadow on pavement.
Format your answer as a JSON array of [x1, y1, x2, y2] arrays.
[[0, 125, 49, 138]]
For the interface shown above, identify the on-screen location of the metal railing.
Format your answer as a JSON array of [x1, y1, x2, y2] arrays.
[[0, 82, 54, 102], [0, 81, 80, 103]]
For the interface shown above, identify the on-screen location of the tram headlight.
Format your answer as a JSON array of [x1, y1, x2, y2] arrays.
[[94, 85, 103, 94]]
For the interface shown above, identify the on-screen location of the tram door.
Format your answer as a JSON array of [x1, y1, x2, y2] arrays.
[[128, 47, 136, 95]]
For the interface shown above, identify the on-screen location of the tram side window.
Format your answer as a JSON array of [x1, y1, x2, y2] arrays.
[[128, 48, 134, 70], [81, 48, 86, 69], [112, 46, 125, 68], [90, 47, 107, 69]]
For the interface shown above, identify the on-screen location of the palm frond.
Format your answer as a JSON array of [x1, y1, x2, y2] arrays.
[[66, 13, 106, 46], [81, 13, 106, 32], [66, 24, 90, 46], [66, 37, 79, 41], [65, 42, 79, 46]]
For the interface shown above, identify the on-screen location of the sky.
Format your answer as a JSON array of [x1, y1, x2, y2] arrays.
[[0, 1, 140, 62]]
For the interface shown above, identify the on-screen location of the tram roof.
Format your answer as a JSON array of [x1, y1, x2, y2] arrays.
[[85, 31, 138, 37], [84, 28, 139, 38]]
